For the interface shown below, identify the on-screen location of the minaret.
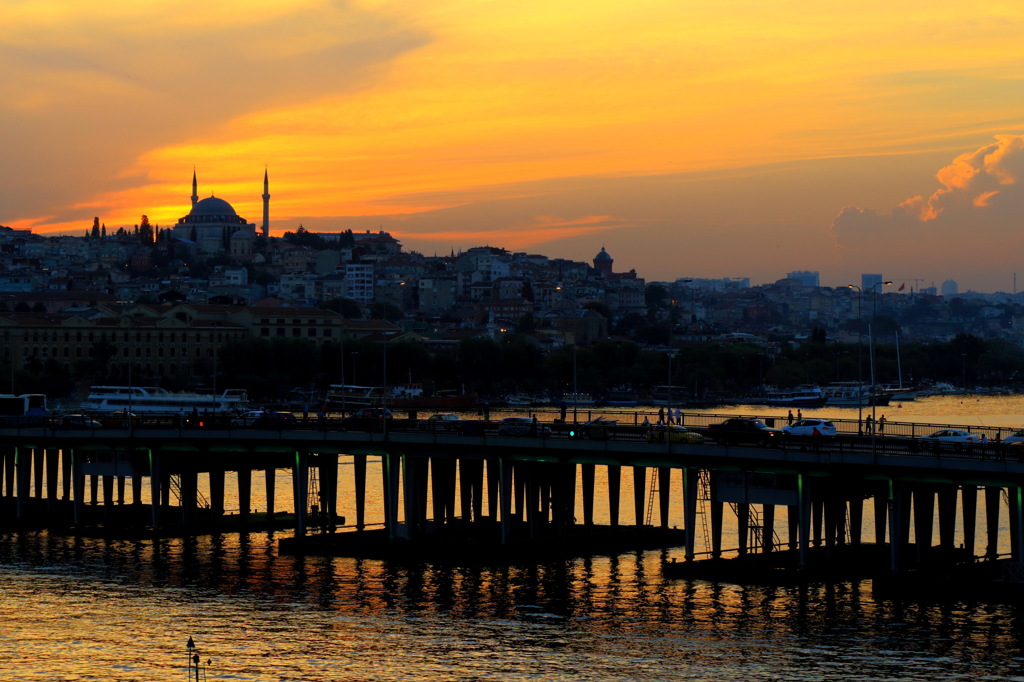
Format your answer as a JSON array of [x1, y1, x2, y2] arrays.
[[262, 167, 270, 238], [191, 169, 198, 208]]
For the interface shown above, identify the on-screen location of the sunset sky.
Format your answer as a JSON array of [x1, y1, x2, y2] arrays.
[[4, 1, 1024, 291]]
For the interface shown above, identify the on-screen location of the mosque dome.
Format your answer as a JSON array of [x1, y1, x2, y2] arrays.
[[189, 196, 237, 217], [594, 247, 612, 262]]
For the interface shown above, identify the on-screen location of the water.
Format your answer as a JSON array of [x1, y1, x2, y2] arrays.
[[4, 395, 1024, 680]]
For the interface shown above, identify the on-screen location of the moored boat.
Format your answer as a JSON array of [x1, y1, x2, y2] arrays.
[[80, 386, 248, 415], [824, 382, 891, 407], [759, 385, 826, 408]]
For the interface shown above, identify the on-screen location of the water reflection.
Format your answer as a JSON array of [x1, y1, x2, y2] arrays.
[[2, 530, 1024, 680]]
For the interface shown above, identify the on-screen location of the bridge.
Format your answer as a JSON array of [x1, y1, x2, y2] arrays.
[[2, 414, 1023, 574]]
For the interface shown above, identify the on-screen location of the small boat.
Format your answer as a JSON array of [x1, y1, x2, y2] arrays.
[[648, 385, 687, 406], [560, 392, 596, 407], [603, 388, 640, 407]]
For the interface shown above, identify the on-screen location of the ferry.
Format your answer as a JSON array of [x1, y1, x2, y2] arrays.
[[325, 384, 476, 410], [823, 382, 891, 407], [80, 386, 249, 415], [759, 385, 826, 408]]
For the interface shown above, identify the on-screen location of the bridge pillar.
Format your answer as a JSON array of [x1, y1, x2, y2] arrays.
[[401, 454, 427, 537], [486, 457, 499, 522], [848, 495, 863, 546], [3, 448, 15, 501], [89, 475, 98, 506], [116, 476, 125, 505], [961, 485, 978, 557], [985, 486, 1002, 560], [797, 473, 811, 566], [381, 452, 400, 539], [581, 464, 596, 527], [102, 475, 115, 519], [812, 498, 824, 548], [888, 480, 911, 570], [292, 450, 308, 537], [45, 449, 59, 511], [737, 502, 749, 556], [430, 456, 456, 528], [633, 466, 646, 527], [683, 467, 699, 561], [499, 457, 513, 544], [513, 465, 526, 521], [658, 467, 672, 529], [15, 447, 29, 518], [265, 468, 276, 522], [319, 454, 339, 532], [913, 486, 935, 562], [607, 465, 621, 528], [787, 504, 798, 552], [937, 485, 958, 552], [237, 468, 251, 522], [354, 454, 367, 530], [61, 448, 72, 501], [209, 469, 225, 520], [554, 463, 576, 534], [1011, 486, 1024, 562], [525, 464, 542, 539], [148, 450, 161, 529], [131, 471, 142, 506], [72, 449, 86, 526], [762, 504, 775, 553], [33, 448, 44, 499], [873, 484, 888, 545], [180, 470, 198, 525], [459, 457, 484, 523]]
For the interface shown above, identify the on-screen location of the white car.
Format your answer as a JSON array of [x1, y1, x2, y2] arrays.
[[420, 413, 461, 430], [497, 416, 551, 436], [782, 418, 837, 437], [1003, 428, 1024, 445], [231, 410, 266, 427], [920, 429, 978, 444]]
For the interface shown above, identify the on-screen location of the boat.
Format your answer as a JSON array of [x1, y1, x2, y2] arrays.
[[603, 387, 640, 407], [506, 393, 534, 408], [823, 382, 891, 407], [325, 384, 476, 410], [80, 386, 249, 415], [559, 391, 596, 407], [648, 385, 688, 406], [759, 385, 826, 408]]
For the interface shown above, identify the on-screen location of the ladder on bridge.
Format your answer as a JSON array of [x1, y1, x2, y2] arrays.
[[168, 474, 210, 510], [307, 466, 324, 530]]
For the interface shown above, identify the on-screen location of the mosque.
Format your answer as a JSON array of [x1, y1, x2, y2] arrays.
[[171, 170, 269, 256]]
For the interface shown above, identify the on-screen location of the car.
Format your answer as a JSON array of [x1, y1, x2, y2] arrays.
[[420, 413, 461, 431], [646, 424, 703, 444], [919, 428, 978, 444], [706, 417, 785, 445], [231, 410, 266, 427], [342, 407, 393, 432], [61, 414, 102, 429], [1003, 428, 1024, 445], [250, 411, 298, 428], [497, 416, 551, 436], [782, 418, 837, 437], [580, 417, 617, 440]]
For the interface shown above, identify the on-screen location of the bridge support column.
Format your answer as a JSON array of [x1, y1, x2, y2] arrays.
[[102, 475, 115, 518], [431, 457, 456, 529], [499, 457, 513, 544], [292, 450, 308, 537], [914, 486, 935, 562], [937, 485, 958, 552], [607, 465, 621, 528], [15, 448, 30, 518], [762, 504, 775, 553], [459, 458, 484, 524], [581, 464, 596, 527], [62, 449, 72, 501], [354, 455, 367, 530], [961, 485, 978, 557], [848, 496, 863, 546], [525, 464, 541, 539], [45, 449, 59, 511], [658, 468, 671, 529], [402, 454, 428, 537], [683, 467, 699, 561], [265, 468, 276, 522], [180, 470, 199, 525], [89, 475, 98, 506], [873, 485, 888, 546], [33, 448, 44, 499], [209, 469, 225, 521], [486, 458, 500, 522], [236, 468, 251, 523], [555, 463, 577, 534], [1, 447, 11, 498], [633, 466, 646, 527], [798, 474, 811, 566], [788, 504, 798, 552], [737, 502, 749, 556], [381, 452, 400, 539], [888, 480, 910, 570], [812, 498, 824, 548], [1011, 486, 1024, 562], [319, 454, 339, 532], [985, 486, 1002, 560], [148, 450, 161, 529], [131, 471, 142, 506], [72, 449, 85, 526], [513, 465, 526, 521]]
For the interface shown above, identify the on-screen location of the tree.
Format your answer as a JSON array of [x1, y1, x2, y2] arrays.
[[91, 217, 100, 238], [139, 215, 154, 244]]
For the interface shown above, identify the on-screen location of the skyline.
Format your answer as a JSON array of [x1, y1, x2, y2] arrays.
[[4, 2, 1024, 291]]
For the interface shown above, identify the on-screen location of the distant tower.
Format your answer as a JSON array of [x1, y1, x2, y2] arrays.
[[593, 246, 614, 275], [191, 169, 198, 208], [262, 167, 270, 239]]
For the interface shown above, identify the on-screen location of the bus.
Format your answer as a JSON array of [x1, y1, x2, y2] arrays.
[[0, 393, 47, 426]]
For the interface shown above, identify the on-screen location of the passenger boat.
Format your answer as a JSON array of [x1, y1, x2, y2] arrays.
[[559, 392, 596, 407], [325, 384, 476, 410], [506, 393, 534, 408], [759, 385, 826, 408], [823, 382, 891, 407], [80, 386, 249, 414], [648, 385, 688, 406], [603, 388, 640, 407]]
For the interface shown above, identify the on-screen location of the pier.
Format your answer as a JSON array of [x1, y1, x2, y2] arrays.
[[2, 415, 1024, 578]]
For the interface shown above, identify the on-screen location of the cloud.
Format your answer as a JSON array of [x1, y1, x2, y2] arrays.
[[830, 136, 1024, 288]]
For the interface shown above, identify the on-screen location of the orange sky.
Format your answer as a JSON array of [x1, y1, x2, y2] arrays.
[[4, 1, 1024, 291]]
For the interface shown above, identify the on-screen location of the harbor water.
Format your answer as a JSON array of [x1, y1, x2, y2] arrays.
[[3, 395, 1024, 680]]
